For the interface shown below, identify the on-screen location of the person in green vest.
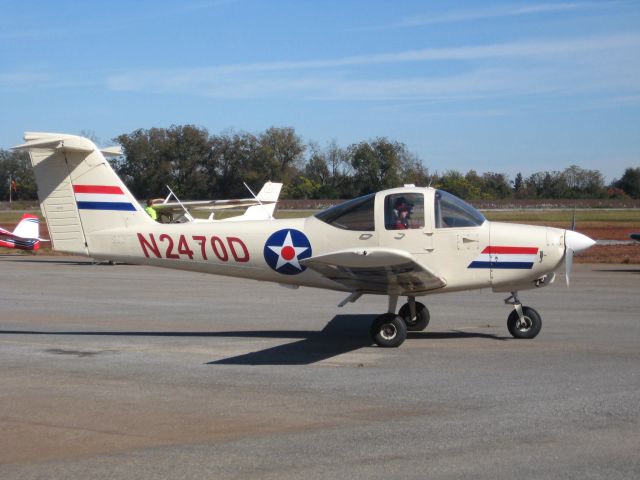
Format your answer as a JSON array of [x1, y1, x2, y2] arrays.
[[145, 199, 158, 221]]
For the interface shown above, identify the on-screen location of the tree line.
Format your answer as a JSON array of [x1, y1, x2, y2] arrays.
[[1, 125, 639, 202]]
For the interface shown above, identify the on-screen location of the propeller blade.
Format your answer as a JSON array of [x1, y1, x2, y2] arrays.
[[571, 208, 576, 231], [565, 247, 574, 287]]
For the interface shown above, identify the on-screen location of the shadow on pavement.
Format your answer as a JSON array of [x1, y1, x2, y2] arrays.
[[1, 315, 507, 365]]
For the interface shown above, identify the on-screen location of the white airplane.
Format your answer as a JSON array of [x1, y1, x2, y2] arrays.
[[151, 181, 283, 224], [13, 132, 596, 348], [0, 213, 44, 251]]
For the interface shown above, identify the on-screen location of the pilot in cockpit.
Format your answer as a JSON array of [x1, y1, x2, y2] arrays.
[[393, 197, 413, 229]]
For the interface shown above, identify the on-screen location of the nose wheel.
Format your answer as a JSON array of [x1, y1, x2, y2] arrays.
[[505, 292, 542, 339]]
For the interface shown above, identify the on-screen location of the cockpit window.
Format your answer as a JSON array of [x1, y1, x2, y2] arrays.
[[434, 190, 485, 228], [315, 193, 375, 231], [384, 193, 424, 230]]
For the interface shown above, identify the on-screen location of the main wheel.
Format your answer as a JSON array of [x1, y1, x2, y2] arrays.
[[370, 313, 407, 348], [399, 302, 430, 331], [507, 306, 542, 339]]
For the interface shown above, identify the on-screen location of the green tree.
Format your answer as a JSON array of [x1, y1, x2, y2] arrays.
[[562, 165, 606, 198], [349, 138, 406, 196], [257, 127, 305, 188], [482, 172, 512, 199], [288, 175, 321, 199], [401, 152, 431, 187], [436, 170, 482, 199], [614, 167, 640, 198], [114, 125, 213, 200], [0, 149, 37, 201], [210, 130, 260, 197]]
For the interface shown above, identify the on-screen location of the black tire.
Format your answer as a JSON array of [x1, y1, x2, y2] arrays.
[[507, 306, 542, 339], [370, 313, 407, 348], [399, 302, 430, 331]]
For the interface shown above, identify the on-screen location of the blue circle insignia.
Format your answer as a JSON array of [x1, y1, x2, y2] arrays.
[[263, 229, 312, 275]]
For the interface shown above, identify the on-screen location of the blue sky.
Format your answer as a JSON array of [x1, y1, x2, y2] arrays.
[[1, 0, 639, 182]]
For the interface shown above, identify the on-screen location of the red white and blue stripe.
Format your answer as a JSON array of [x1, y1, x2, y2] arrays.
[[0, 237, 40, 250], [468, 246, 539, 270], [73, 185, 136, 211]]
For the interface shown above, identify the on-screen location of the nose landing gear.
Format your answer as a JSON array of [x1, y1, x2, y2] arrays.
[[504, 292, 542, 339]]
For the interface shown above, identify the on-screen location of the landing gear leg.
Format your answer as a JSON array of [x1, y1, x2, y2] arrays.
[[370, 295, 430, 347], [504, 291, 542, 339], [387, 295, 398, 314], [399, 296, 430, 331]]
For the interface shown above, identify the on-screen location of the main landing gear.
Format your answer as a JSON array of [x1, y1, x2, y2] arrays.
[[504, 292, 542, 339], [370, 296, 430, 348], [368, 291, 542, 347]]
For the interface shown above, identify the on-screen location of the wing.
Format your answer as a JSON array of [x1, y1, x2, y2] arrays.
[[300, 247, 446, 295], [152, 199, 263, 214]]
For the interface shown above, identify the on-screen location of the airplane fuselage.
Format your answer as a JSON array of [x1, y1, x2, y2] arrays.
[[86, 213, 566, 295]]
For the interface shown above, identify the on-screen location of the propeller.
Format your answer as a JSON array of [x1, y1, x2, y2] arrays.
[[565, 229, 595, 287]]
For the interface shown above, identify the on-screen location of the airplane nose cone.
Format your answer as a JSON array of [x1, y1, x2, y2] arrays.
[[565, 230, 596, 253]]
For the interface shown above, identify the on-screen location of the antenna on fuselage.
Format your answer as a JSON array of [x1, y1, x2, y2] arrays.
[[165, 185, 195, 222]]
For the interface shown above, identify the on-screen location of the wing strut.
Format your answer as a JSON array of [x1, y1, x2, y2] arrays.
[[338, 292, 362, 308]]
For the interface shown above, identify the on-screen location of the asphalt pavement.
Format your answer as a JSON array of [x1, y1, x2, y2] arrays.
[[1, 255, 639, 479]]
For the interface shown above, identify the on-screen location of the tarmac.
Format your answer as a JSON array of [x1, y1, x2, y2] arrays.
[[1, 255, 639, 479]]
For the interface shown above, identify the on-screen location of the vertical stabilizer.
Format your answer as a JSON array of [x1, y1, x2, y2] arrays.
[[225, 181, 283, 221], [12, 214, 40, 239], [12, 132, 152, 256]]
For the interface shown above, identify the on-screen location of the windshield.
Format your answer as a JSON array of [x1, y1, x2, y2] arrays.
[[434, 190, 485, 228], [315, 194, 375, 231]]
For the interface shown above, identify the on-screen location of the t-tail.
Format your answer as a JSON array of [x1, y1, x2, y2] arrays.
[[224, 181, 283, 222], [12, 132, 153, 255]]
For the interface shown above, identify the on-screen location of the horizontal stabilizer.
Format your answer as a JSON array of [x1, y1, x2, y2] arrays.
[[100, 146, 123, 157], [13, 135, 94, 154], [13, 133, 123, 158]]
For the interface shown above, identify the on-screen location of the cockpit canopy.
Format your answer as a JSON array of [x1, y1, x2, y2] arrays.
[[315, 189, 485, 231], [434, 189, 485, 228], [314, 193, 376, 231]]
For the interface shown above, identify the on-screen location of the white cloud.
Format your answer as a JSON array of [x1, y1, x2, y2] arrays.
[[102, 33, 640, 101], [353, 2, 605, 31]]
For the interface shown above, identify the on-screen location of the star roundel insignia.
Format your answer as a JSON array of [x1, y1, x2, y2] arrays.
[[263, 229, 312, 275]]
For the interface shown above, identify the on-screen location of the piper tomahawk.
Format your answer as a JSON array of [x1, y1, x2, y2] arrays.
[[14, 132, 595, 347]]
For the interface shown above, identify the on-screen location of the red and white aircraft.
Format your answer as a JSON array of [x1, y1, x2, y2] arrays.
[[0, 213, 43, 251], [14, 132, 596, 348]]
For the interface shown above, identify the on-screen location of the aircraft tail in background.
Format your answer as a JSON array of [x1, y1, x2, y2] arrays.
[[0, 214, 42, 251]]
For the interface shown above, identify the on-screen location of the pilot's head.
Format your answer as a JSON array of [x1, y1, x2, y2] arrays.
[[394, 197, 413, 215]]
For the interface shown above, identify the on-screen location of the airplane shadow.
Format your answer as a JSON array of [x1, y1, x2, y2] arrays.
[[0, 256, 94, 265], [209, 314, 376, 365], [594, 268, 640, 274], [0, 315, 507, 365]]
